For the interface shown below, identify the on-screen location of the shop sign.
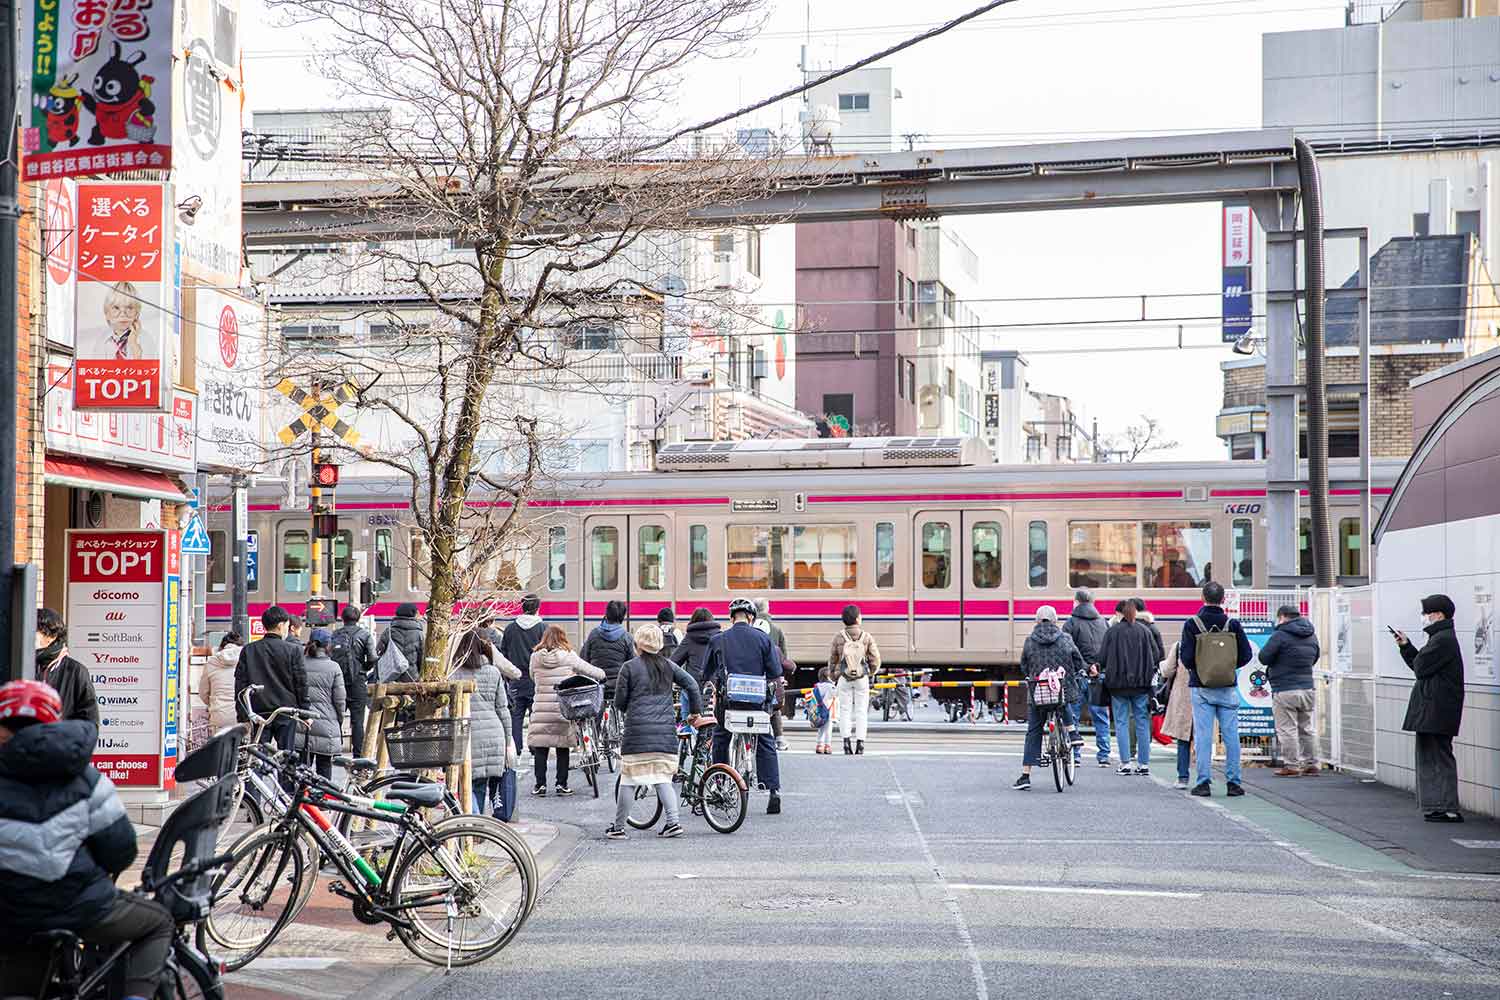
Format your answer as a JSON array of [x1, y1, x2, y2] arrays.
[[46, 355, 195, 473]]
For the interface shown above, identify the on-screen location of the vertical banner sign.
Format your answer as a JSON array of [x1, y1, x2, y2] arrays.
[[23, 0, 174, 181], [1236, 623, 1278, 737], [66, 530, 171, 788], [44, 178, 78, 347], [1222, 204, 1253, 343], [1223, 205, 1253, 266], [73, 182, 170, 410], [163, 531, 181, 786], [175, 0, 244, 284], [195, 288, 265, 470]]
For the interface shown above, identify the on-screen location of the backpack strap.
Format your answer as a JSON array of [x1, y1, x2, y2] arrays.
[[1190, 615, 1206, 634]]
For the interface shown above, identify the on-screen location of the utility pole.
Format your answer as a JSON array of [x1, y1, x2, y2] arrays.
[[2, 0, 24, 675], [310, 422, 322, 600], [229, 474, 250, 638]]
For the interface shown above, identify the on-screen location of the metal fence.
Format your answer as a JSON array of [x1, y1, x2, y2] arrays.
[[1307, 586, 1378, 775], [1224, 589, 1304, 762]]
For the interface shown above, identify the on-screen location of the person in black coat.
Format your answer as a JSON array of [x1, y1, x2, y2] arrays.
[[378, 602, 426, 680], [234, 605, 310, 750], [580, 600, 636, 699], [702, 600, 783, 814], [656, 607, 681, 656], [500, 594, 546, 751], [1099, 600, 1160, 774], [33, 608, 99, 725], [1392, 594, 1466, 822], [1259, 605, 1321, 777], [330, 604, 376, 755], [670, 608, 720, 684], [1012, 607, 1087, 791], [1062, 590, 1111, 765]]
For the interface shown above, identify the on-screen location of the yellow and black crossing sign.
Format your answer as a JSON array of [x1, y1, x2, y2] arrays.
[[275, 379, 362, 447]]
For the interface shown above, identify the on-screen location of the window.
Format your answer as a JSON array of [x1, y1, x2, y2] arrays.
[[1230, 433, 1259, 461], [727, 525, 790, 589], [331, 530, 353, 591], [905, 277, 915, 317], [971, 521, 1002, 589], [838, 93, 870, 111], [822, 393, 853, 430], [208, 530, 227, 592], [1298, 517, 1313, 576], [548, 526, 567, 591], [373, 529, 394, 594], [1339, 518, 1361, 577], [896, 354, 904, 399], [728, 347, 742, 386], [1413, 212, 1430, 237], [1232, 519, 1254, 588], [943, 287, 956, 320], [283, 530, 310, 593], [246, 531, 259, 591], [745, 228, 761, 278], [565, 323, 618, 351], [945, 367, 955, 398], [1069, 522, 1137, 590], [1456, 210, 1481, 238], [1028, 521, 1048, 589], [1142, 521, 1212, 589], [282, 324, 340, 347], [410, 530, 430, 587], [875, 522, 895, 588], [1025, 436, 1042, 462], [921, 521, 952, 589], [897, 271, 905, 314], [907, 360, 916, 403], [638, 524, 667, 590], [792, 525, 857, 590], [713, 232, 735, 254], [906, 224, 916, 248], [590, 525, 620, 590], [690, 524, 709, 590]]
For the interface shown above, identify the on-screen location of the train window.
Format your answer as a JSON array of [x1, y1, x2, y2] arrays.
[[1339, 518, 1361, 577], [548, 527, 567, 591], [590, 525, 620, 590], [373, 529, 394, 595], [208, 530, 227, 592], [283, 530, 310, 593], [726, 525, 790, 590], [1028, 521, 1048, 589], [1142, 522, 1212, 589], [689, 525, 709, 590], [638, 525, 667, 591], [921, 521, 952, 589], [331, 530, 353, 591], [875, 522, 895, 589], [971, 521, 1002, 589], [793, 525, 857, 590], [246, 531, 260, 591], [410, 530, 431, 588], [1068, 523, 1137, 590], [1231, 520, 1253, 588]]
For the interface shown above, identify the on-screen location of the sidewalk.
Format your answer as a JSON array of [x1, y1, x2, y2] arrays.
[[1235, 764, 1500, 875]]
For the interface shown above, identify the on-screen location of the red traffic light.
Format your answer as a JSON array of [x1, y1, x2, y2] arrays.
[[313, 462, 340, 488]]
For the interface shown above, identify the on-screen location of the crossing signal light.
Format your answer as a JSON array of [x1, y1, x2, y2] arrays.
[[314, 514, 340, 539], [312, 461, 340, 489]]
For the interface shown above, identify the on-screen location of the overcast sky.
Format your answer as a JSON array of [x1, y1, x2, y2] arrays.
[[241, 0, 1349, 460]]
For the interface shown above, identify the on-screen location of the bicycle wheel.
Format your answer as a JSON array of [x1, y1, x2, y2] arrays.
[[602, 711, 622, 774], [699, 764, 747, 834], [578, 719, 601, 798], [161, 938, 218, 1000], [1049, 722, 1065, 793], [203, 825, 309, 970], [616, 775, 663, 830], [1063, 733, 1077, 787], [216, 783, 264, 850], [389, 818, 536, 967]]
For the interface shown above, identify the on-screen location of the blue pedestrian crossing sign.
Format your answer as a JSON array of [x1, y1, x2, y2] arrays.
[[180, 514, 212, 555]]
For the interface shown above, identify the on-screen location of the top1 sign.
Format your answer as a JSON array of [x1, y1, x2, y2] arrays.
[[68, 531, 168, 583], [1223, 205, 1253, 267]]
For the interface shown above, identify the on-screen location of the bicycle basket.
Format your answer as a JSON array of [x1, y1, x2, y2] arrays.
[[555, 677, 604, 721], [384, 717, 472, 769], [724, 710, 773, 735], [725, 674, 767, 704]]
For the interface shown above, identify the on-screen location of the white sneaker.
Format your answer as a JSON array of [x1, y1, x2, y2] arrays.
[[776, 737, 789, 751], [1117, 764, 1133, 775], [1133, 765, 1151, 776], [1174, 777, 1189, 789]]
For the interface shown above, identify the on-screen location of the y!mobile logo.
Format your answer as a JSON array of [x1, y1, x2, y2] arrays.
[[92, 652, 141, 665]]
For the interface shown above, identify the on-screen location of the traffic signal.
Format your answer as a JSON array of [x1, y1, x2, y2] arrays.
[[312, 461, 340, 490], [313, 514, 340, 538]]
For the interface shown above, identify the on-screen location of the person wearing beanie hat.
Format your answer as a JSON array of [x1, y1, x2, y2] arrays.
[[656, 607, 682, 655], [378, 602, 426, 682], [1392, 594, 1466, 822], [300, 628, 347, 779], [1013, 605, 1086, 791]]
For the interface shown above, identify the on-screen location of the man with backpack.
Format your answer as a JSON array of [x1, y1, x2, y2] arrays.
[[828, 604, 882, 756], [1180, 581, 1254, 797], [330, 604, 376, 755]]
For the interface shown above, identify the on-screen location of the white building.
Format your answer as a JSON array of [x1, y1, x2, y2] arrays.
[[799, 64, 896, 156], [980, 350, 1086, 464], [916, 222, 986, 438]]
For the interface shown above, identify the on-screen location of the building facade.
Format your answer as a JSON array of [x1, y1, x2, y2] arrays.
[[980, 350, 1086, 465]]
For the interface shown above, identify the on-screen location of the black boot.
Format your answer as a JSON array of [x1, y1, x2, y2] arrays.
[[855, 740, 865, 755], [766, 792, 781, 815], [843, 739, 853, 755]]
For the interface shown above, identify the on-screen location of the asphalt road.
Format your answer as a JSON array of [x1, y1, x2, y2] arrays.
[[408, 724, 1500, 1000]]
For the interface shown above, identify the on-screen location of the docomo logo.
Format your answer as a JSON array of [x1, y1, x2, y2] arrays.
[[74, 360, 162, 410], [92, 589, 142, 601]]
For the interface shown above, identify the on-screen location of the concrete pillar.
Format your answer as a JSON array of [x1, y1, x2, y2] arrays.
[[1266, 195, 1300, 588]]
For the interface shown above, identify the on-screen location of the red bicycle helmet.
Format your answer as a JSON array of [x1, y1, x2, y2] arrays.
[[0, 679, 63, 727]]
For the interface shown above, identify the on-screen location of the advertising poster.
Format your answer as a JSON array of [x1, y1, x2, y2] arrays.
[[73, 182, 171, 410], [195, 287, 265, 470], [1237, 623, 1277, 737], [43, 178, 78, 347], [67, 530, 172, 789], [174, 0, 243, 284], [45, 357, 195, 473], [1475, 583, 1495, 682], [1333, 592, 1352, 674], [23, 0, 174, 181]]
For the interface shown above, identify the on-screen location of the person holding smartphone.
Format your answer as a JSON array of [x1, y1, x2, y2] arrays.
[[1390, 595, 1466, 823]]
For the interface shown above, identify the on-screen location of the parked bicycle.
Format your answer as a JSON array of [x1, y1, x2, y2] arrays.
[[556, 676, 605, 797]]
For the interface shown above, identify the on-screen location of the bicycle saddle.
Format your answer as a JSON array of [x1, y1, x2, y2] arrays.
[[384, 782, 446, 807], [334, 755, 379, 772], [25, 929, 80, 949]]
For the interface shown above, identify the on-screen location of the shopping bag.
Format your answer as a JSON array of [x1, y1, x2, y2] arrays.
[[492, 767, 519, 822]]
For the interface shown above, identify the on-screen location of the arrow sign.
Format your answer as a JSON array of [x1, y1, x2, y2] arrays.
[[180, 514, 212, 555]]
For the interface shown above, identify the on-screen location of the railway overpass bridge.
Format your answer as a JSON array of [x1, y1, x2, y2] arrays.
[[238, 127, 1375, 587]]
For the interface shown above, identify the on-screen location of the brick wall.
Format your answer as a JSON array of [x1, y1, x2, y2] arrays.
[[1221, 352, 1458, 457], [14, 179, 46, 590]]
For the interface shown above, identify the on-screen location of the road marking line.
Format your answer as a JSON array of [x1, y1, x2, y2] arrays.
[[949, 883, 1202, 899], [1453, 839, 1500, 849], [243, 958, 341, 970], [887, 759, 989, 1000], [930, 838, 1253, 846]]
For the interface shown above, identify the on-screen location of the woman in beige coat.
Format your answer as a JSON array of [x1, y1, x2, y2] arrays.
[[527, 625, 605, 796], [198, 632, 244, 734], [1158, 639, 1194, 789]]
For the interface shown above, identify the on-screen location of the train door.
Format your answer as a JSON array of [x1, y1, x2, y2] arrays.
[[583, 515, 628, 624], [912, 510, 1011, 656], [582, 514, 676, 626], [629, 515, 674, 621], [964, 511, 1011, 655], [277, 520, 313, 609]]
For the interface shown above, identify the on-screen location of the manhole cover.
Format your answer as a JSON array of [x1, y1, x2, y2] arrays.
[[742, 893, 852, 912]]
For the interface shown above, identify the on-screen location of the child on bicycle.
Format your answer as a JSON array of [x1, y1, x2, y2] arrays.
[[1012, 607, 1087, 791], [0, 680, 175, 998]]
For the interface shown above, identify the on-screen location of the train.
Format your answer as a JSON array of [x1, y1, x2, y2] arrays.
[[203, 436, 1399, 700]]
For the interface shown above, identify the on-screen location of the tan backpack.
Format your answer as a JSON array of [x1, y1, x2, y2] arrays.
[[840, 630, 871, 681]]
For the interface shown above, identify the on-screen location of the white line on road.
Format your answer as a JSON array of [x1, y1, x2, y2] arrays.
[[949, 883, 1203, 899], [929, 838, 1254, 846], [887, 759, 989, 1000]]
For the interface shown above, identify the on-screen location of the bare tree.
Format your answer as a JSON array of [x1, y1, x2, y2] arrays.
[[1101, 415, 1180, 462], [259, 0, 791, 678]]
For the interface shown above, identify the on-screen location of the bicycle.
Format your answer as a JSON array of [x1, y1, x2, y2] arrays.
[[599, 702, 623, 774], [206, 742, 538, 970], [1034, 702, 1076, 793], [2, 730, 243, 1000], [556, 676, 605, 798], [724, 707, 772, 792], [618, 713, 747, 834]]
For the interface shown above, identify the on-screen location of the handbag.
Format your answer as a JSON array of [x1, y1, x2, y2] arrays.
[[377, 638, 411, 683], [1089, 676, 1110, 708], [492, 767, 518, 822]]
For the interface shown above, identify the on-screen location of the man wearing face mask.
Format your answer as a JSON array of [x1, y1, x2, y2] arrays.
[[34, 609, 100, 725], [1391, 594, 1466, 823]]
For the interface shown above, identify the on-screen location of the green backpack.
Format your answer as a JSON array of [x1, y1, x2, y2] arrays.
[[1190, 615, 1239, 688]]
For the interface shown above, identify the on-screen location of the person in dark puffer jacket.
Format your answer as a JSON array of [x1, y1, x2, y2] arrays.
[[1062, 589, 1111, 765], [1259, 604, 1321, 777], [670, 608, 720, 684], [580, 599, 636, 699], [605, 624, 703, 840], [378, 602, 426, 680], [0, 681, 173, 999], [1012, 607, 1087, 790]]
